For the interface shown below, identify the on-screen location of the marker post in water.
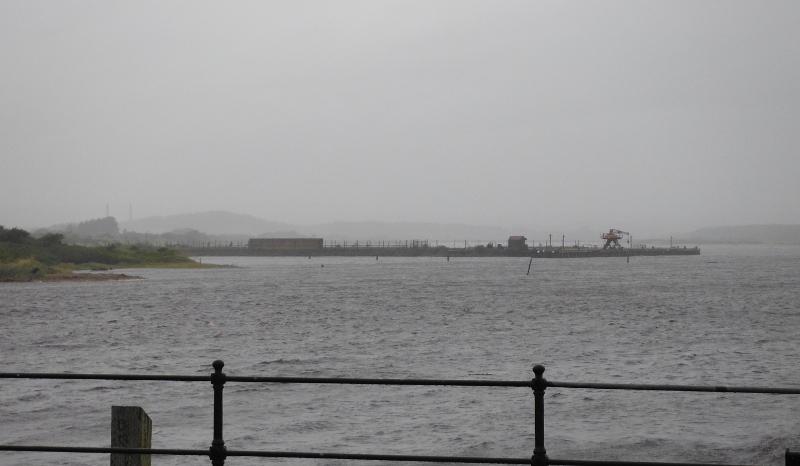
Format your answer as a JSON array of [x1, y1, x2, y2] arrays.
[[111, 406, 152, 466]]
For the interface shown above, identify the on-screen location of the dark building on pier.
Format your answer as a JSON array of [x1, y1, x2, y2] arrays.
[[507, 236, 528, 250]]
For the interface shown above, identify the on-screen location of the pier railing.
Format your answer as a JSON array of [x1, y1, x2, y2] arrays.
[[1, 361, 797, 466]]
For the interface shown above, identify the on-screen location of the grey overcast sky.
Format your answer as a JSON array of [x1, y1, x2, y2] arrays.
[[2, 1, 799, 237]]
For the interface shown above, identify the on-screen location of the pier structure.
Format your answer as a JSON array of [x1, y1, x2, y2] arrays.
[[175, 241, 700, 258], [528, 245, 700, 258]]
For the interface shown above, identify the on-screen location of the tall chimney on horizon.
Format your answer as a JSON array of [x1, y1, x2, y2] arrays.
[[129, 204, 133, 222]]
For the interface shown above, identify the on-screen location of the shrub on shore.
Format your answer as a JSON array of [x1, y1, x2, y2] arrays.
[[0, 258, 75, 281]]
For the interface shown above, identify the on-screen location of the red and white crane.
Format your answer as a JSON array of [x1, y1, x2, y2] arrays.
[[601, 229, 629, 249]]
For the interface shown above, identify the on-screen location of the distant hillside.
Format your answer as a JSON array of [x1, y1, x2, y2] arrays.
[[35, 217, 119, 237], [118, 211, 521, 241], [681, 224, 800, 244], [299, 221, 515, 242], [113, 210, 599, 243], [119, 211, 296, 235]]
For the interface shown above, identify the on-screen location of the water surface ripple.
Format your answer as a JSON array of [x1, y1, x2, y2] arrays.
[[1, 245, 799, 465]]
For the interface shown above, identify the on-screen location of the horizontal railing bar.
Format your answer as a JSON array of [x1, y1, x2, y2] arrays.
[[0, 446, 758, 466], [548, 461, 756, 466], [0, 373, 208, 382], [226, 450, 531, 463], [0, 445, 208, 455], [548, 381, 800, 394], [2, 372, 799, 394], [226, 376, 532, 387], [224, 450, 755, 466], [0, 373, 529, 387]]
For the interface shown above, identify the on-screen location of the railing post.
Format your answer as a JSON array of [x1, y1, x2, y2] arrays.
[[531, 364, 549, 466], [209, 360, 227, 466]]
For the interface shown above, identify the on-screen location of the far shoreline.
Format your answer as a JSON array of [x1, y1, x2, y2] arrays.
[[4, 272, 143, 283], [1, 261, 228, 283]]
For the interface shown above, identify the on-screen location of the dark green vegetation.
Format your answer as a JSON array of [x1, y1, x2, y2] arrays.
[[0, 225, 198, 281]]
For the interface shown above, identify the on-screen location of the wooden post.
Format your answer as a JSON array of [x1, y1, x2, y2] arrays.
[[786, 449, 800, 466], [111, 406, 152, 466]]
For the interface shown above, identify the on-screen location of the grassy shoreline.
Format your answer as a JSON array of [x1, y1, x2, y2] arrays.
[[1, 225, 219, 282]]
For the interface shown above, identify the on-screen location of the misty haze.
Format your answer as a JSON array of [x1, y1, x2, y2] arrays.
[[2, 2, 799, 236]]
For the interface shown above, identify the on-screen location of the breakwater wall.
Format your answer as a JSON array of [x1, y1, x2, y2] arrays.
[[176, 245, 700, 258]]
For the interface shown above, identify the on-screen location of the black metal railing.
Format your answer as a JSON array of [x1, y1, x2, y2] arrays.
[[2, 361, 799, 466]]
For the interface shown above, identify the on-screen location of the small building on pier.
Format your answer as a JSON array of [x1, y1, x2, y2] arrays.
[[508, 236, 528, 250]]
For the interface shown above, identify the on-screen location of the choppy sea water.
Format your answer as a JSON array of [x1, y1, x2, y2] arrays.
[[1, 245, 799, 466]]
